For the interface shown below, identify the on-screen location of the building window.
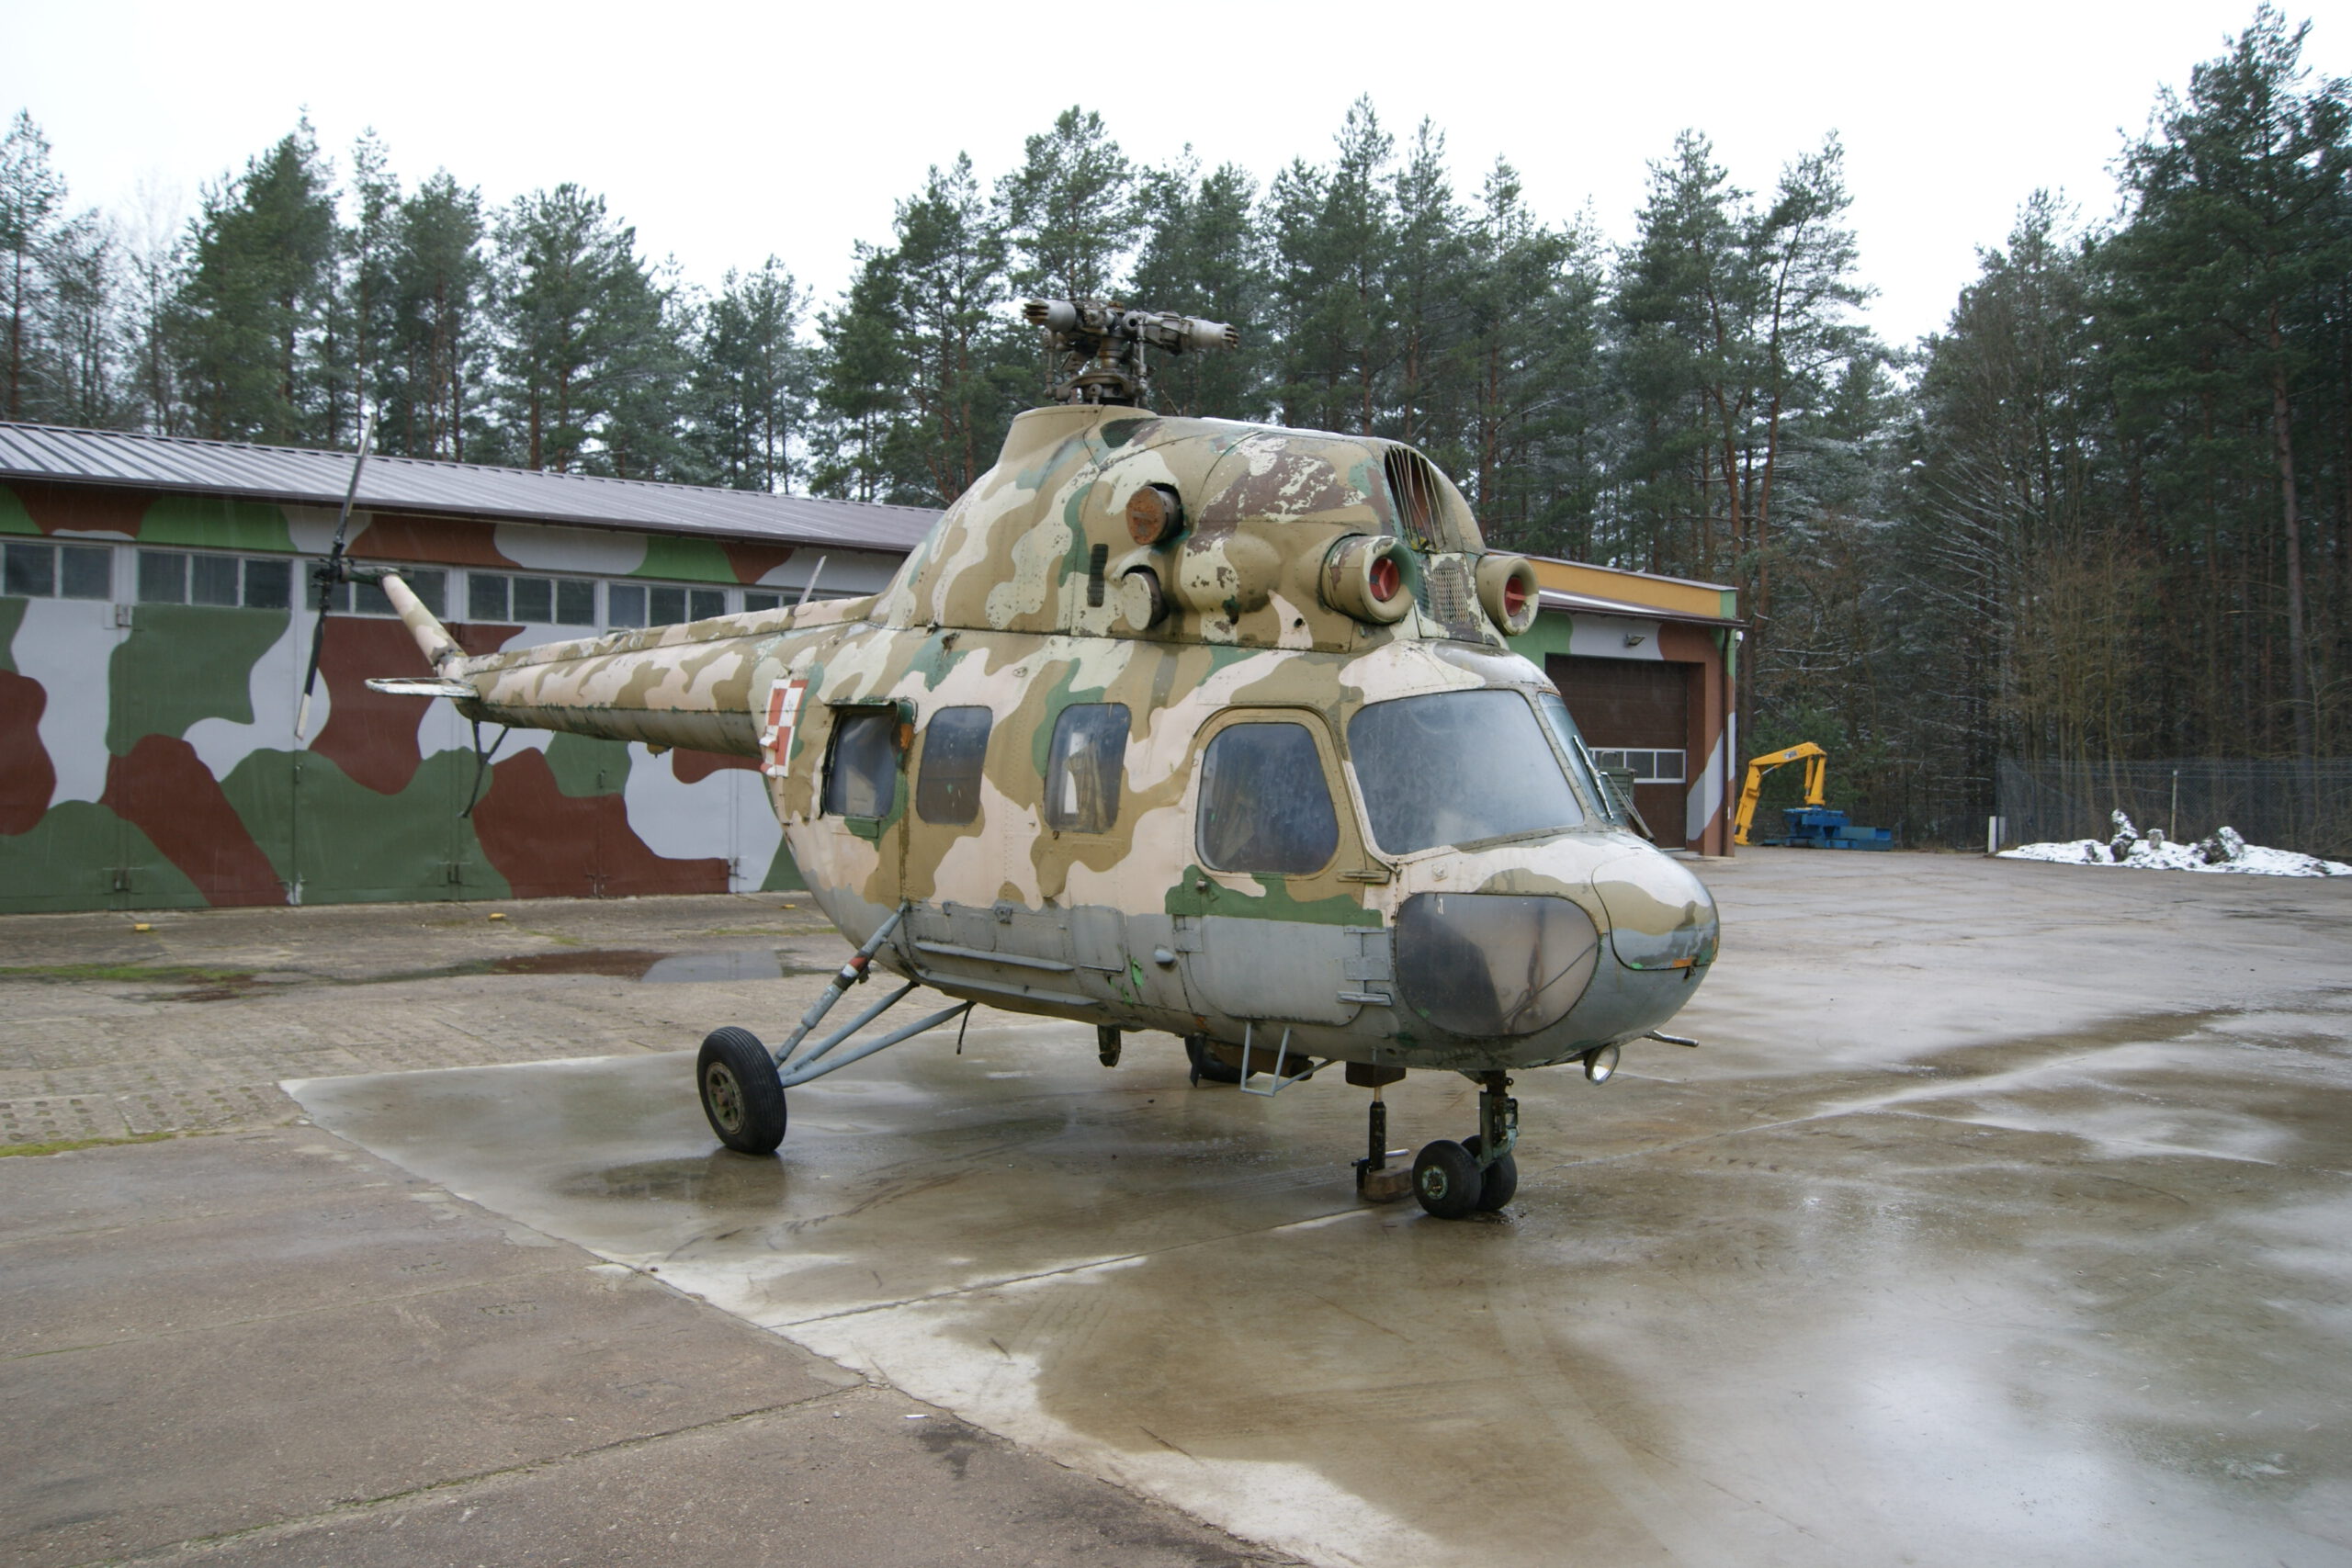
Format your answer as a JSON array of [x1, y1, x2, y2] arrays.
[[915, 705, 992, 826], [136, 549, 302, 611], [743, 587, 845, 613], [468, 571, 596, 626], [822, 708, 899, 819], [607, 582, 729, 628], [4, 539, 111, 600], [1591, 749, 1685, 784], [317, 567, 447, 618], [1044, 703, 1130, 833]]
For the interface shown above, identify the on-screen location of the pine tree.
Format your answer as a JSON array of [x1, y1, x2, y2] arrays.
[[888, 155, 1023, 503], [169, 120, 339, 443], [0, 110, 65, 421], [999, 107, 1134, 302], [2105, 6, 2352, 760], [693, 257, 809, 491], [489, 184, 674, 473], [1125, 153, 1267, 418], [386, 172, 487, 459], [810, 245, 906, 502], [1388, 119, 1468, 461]]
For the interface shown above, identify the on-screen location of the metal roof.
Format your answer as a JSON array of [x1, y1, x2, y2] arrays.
[[0, 422, 940, 554], [1537, 588, 1742, 628]]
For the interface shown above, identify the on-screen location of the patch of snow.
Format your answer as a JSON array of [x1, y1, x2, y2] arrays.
[[2001, 822, 2349, 877]]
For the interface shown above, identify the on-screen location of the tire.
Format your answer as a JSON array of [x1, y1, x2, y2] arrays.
[[1412, 1139, 1482, 1220], [1463, 1134, 1519, 1211], [1185, 1032, 1243, 1086], [697, 1026, 786, 1155]]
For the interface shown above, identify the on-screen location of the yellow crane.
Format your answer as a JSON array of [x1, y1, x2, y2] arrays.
[[1733, 742, 1828, 847], [1732, 742, 1892, 849]]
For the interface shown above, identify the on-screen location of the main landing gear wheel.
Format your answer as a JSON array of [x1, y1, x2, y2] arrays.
[[1462, 1134, 1519, 1211], [1185, 1032, 1243, 1086], [1412, 1140, 1482, 1220], [698, 1026, 786, 1155]]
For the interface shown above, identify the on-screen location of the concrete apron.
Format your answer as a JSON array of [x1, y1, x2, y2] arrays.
[[288, 858, 2352, 1568]]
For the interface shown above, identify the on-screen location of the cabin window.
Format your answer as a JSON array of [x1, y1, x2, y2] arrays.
[[1197, 722, 1340, 874], [822, 709, 899, 819], [1347, 689, 1584, 855], [1044, 703, 1130, 833], [917, 705, 992, 825]]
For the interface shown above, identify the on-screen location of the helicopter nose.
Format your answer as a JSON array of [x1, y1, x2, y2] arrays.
[[1392, 891, 1603, 1038], [1589, 850, 1720, 973]]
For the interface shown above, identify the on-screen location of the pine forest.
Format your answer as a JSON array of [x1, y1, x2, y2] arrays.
[[3, 8, 2347, 842]]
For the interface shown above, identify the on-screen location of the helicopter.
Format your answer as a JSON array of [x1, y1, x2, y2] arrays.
[[343, 299, 1721, 1220]]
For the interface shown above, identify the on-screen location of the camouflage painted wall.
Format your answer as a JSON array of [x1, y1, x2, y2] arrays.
[[0, 479, 899, 913]]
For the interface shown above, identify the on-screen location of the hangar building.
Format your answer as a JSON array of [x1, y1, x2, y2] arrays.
[[0, 422, 1735, 914]]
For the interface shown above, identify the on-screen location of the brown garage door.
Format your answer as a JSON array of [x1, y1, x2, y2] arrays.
[[1547, 655, 1691, 849]]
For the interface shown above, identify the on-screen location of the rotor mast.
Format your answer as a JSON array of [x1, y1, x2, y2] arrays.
[[1023, 299, 1237, 409]]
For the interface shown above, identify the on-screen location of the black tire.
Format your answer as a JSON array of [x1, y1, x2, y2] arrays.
[[1185, 1032, 1243, 1086], [1463, 1134, 1519, 1211], [1412, 1139, 1482, 1220], [697, 1026, 786, 1155]]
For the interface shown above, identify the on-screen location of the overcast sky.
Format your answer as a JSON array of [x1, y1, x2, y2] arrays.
[[5, 1, 2342, 351]]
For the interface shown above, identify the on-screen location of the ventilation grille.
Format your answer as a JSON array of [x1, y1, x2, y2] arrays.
[[1423, 557, 1481, 641], [1384, 447, 1443, 550]]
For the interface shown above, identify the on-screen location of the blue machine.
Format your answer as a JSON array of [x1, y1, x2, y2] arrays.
[[1762, 807, 1893, 851]]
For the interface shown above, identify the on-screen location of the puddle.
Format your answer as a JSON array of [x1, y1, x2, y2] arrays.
[[563, 1153, 790, 1206], [384, 949, 829, 986], [10, 947, 834, 998], [489, 949, 671, 978], [640, 950, 794, 984]]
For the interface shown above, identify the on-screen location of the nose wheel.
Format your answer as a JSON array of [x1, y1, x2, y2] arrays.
[[1362, 1071, 1519, 1219]]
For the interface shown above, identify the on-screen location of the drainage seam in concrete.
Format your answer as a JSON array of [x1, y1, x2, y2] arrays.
[[54, 1391, 867, 1568]]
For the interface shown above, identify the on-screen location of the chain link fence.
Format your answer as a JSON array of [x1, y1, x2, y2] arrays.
[[1995, 758, 2352, 859]]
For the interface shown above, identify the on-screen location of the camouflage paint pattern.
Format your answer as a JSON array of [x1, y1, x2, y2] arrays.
[[0, 478, 896, 911], [393, 407, 1720, 1071]]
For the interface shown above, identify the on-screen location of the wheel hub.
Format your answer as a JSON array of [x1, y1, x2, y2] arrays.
[[704, 1063, 744, 1133]]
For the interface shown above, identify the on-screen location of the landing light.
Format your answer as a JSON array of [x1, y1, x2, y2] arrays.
[[1584, 1043, 1620, 1084]]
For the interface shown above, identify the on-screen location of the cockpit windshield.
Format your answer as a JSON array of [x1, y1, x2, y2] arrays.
[[1536, 691, 1624, 826], [1348, 689, 1585, 855]]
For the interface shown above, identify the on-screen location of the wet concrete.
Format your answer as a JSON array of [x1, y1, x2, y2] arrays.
[[283, 852, 2352, 1567]]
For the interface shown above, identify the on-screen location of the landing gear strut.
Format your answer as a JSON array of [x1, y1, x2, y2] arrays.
[[1407, 1072, 1518, 1219]]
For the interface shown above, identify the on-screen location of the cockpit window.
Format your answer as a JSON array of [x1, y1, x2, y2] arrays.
[[1347, 689, 1585, 855], [1044, 703, 1130, 833], [1537, 692, 1623, 825], [1197, 722, 1340, 874]]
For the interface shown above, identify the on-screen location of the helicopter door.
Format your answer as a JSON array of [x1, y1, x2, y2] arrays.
[[802, 701, 907, 920], [1181, 713, 1379, 1029]]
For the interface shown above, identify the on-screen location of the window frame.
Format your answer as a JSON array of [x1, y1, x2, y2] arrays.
[[1194, 717, 1344, 877], [914, 705, 993, 827], [820, 704, 903, 823], [1344, 687, 1589, 858], [1042, 702, 1132, 835], [3, 538, 112, 602]]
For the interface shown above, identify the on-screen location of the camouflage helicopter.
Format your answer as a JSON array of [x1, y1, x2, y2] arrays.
[[346, 299, 1720, 1219]]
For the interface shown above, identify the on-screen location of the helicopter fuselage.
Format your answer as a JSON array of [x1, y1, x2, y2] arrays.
[[403, 403, 1719, 1080]]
